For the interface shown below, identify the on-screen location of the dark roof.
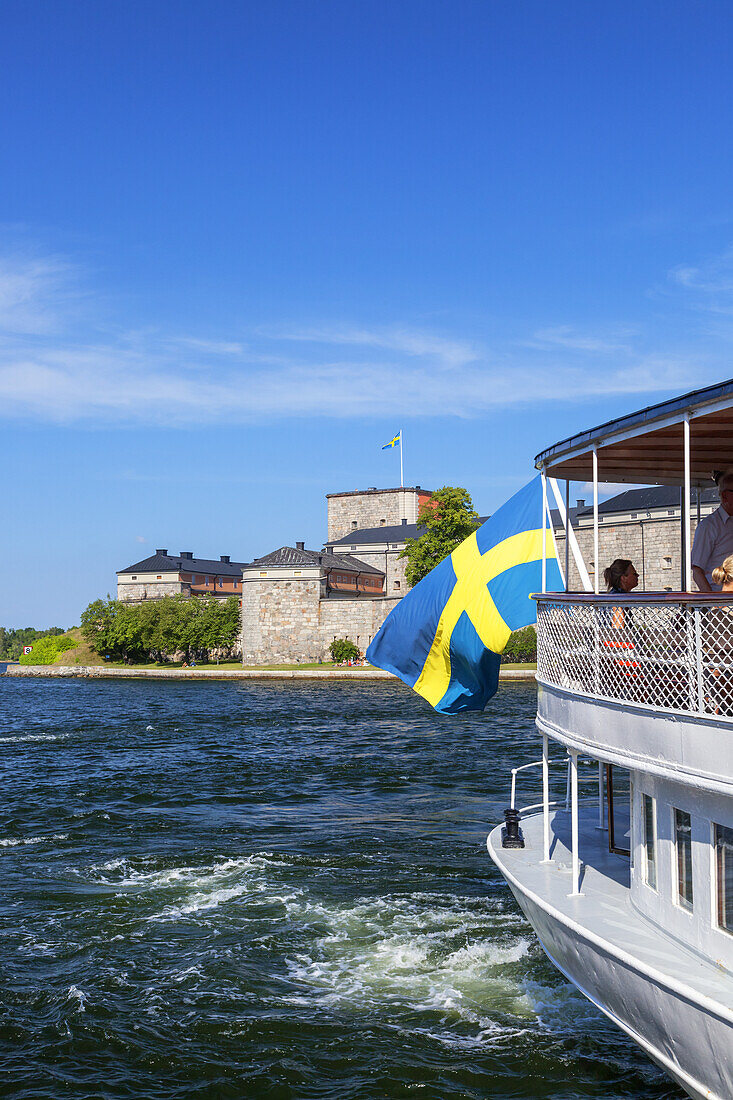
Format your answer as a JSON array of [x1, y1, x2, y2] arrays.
[[249, 546, 384, 575], [326, 516, 490, 548], [589, 485, 718, 517], [551, 485, 719, 527], [118, 552, 247, 577], [548, 505, 587, 528], [328, 522, 423, 546]]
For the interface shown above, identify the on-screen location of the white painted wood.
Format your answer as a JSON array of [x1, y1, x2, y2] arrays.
[[548, 476, 592, 591], [592, 448, 599, 595]]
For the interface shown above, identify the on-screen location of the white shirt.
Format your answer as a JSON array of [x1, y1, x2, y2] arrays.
[[691, 505, 733, 589]]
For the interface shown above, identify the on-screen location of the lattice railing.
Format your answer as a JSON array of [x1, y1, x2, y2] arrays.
[[536, 596, 733, 719]]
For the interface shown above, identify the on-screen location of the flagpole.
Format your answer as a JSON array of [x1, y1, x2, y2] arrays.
[[400, 430, 404, 488]]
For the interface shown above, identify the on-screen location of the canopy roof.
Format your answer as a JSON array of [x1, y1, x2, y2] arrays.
[[536, 377, 733, 486]]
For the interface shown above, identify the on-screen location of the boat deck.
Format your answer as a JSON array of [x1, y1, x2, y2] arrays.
[[488, 803, 733, 1015]]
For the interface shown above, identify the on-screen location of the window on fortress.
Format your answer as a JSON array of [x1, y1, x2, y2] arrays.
[[631, 513, 637, 519], [131, 576, 137, 580], [351, 521, 357, 529], [380, 519, 386, 526], [157, 575, 162, 580], [394, 581, 401, 589]]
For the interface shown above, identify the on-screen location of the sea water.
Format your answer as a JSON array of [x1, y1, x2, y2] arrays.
[[0, 675, 682, 1099]]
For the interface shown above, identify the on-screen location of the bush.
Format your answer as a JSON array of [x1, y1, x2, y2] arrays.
[[501, 626, 537, 664], [19, 635, 76, 665], [329, 638, 360, 664]]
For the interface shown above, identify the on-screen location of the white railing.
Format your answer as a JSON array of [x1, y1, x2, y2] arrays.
[[536, 594, 733, 719], [510, 754, 600, 813]]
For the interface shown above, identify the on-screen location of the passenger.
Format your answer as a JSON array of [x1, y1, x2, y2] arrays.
[[691, 471, 733, 592], [704, 555, 733, 715], [712, 554, 733, 594], [602, 559, 640, 697], [603, 559, 639, 595]]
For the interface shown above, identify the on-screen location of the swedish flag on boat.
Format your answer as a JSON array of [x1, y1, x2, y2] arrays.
[[366, 476, 562, 713]]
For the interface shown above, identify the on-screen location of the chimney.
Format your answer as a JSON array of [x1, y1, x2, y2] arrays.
[[576, 499, 585, 509], [181, 551, 193, 559], [296, 541, 305, 551], [401, 518, 407, 525], [155, 548, 168, 556], [220, 555, 230, 563]]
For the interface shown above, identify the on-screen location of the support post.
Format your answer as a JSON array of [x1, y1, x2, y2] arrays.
[[684, 415, 692, 593], [542, 732, 551, 863], [565, 480, 570, 592], [592, 447, 599, 595], [569, 751, 582, 896], [541, 468, 547, 593]]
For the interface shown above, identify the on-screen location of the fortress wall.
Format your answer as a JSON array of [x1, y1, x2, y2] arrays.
[[116, 579, 183, 602], [240, 573, 400, 663], [327, 488, 423, 542], [554, 517, 701, 592]]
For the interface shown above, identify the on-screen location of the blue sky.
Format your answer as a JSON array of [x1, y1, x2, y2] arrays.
[[3, 0, 733, 626]]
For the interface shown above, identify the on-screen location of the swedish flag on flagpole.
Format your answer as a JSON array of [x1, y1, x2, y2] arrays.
[[382, 432, 401, 449], [366, 476, 562, 713]]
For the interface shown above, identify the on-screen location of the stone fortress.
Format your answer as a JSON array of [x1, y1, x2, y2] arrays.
[[117, 481, 722, 665], [240, 486, 434, 664]]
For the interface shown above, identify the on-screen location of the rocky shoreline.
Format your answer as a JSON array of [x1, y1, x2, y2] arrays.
[[3, 665, 536, 682]]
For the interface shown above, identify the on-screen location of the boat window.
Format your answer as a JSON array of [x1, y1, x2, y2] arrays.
[[642, 794, 657, 890], [606, 765, 630, 856], [674, 809, 693, 911], [715, 823, 733, 935]]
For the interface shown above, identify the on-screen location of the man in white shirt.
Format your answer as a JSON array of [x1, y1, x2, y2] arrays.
[[691, 473, 733, 592]]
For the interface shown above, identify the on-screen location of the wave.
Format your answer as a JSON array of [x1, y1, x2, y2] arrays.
[[70, 850, 545, 1039], [0, 733, 69, 743], [0, 833, 68, 847]]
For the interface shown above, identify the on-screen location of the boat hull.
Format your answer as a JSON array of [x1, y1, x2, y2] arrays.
[[488, 826, 732, 1100]]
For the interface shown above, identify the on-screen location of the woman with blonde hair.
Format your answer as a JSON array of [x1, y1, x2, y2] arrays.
[[705, 555, 733, 715], [712, 555, 733, 592]]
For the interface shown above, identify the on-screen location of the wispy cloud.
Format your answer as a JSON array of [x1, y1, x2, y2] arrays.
[[0, 249, 720, 426], [667, 245, 733, 316], [271, 325, 479, 367], [529, 325, 634, 354], [0, 252, 79, 335]]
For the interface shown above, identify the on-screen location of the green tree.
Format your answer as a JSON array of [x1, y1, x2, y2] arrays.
[[501, 626, 537, 664], [329, 638, 360, 664], [18, 635, 75, 665], [80, 598, 120, 655], [400, 486, 480, 587]]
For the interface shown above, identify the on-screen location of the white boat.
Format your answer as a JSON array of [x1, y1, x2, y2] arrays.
[[487, 379, 733, 1099]]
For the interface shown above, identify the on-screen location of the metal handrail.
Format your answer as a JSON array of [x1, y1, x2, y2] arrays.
[[533, 592, 733, 604], [510, 754, 598, 811]]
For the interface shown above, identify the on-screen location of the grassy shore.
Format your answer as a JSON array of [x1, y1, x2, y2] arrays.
[[36, 628, 536, 673]]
